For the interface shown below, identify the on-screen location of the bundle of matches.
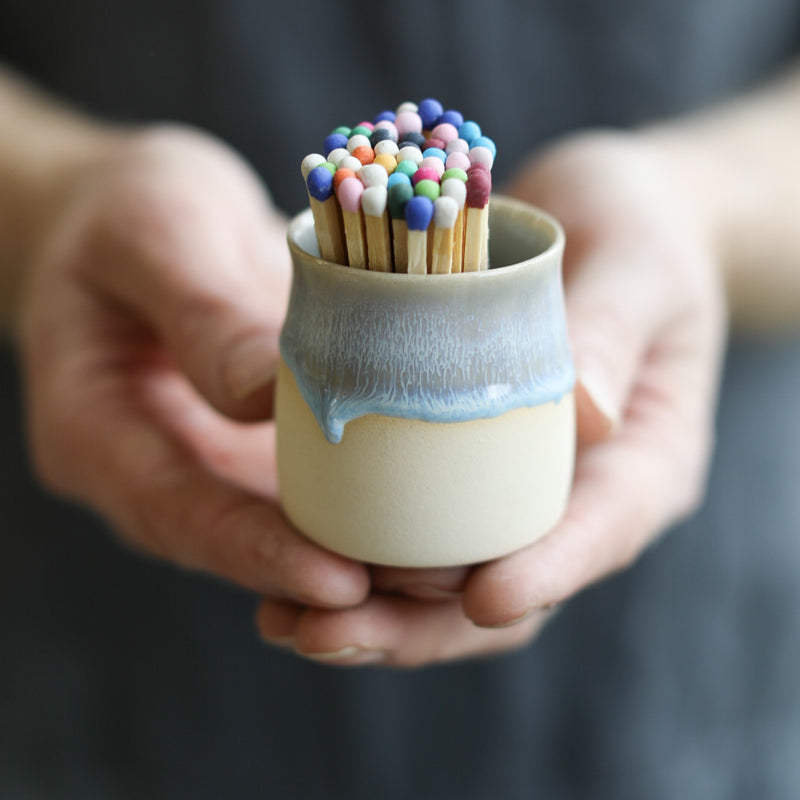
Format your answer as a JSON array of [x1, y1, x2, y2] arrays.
[[301, 98, 495, 274]]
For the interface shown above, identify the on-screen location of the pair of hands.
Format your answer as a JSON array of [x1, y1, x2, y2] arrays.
[[19, 125, 726, 667]]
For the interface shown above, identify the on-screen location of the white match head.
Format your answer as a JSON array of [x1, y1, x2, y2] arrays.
[[339, 155, 364, 172], [434, 196, 459, 228], [361, 185, 388, 217], [346, 134, 371, 153], [359, 163, 389, 188], [374, 140, 399, 157], [440, 178, 467, 208], [469, 146, 495, 170], [327, 147, 350, 167], [397, 146, 423, 165], [301, 153, 326, 179]]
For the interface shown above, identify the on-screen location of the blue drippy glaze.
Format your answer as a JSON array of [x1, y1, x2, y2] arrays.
[[280, 207, 574, 444]]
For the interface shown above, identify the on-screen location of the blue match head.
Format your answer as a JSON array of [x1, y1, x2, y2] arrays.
[[404, 195, 435, 231], [373, 109, 396, 124], [422, 147, 447, 162], [323, 132, 348, 157], [418, 97, 444, 129], [470, 135, 496, 158], [436, 109, 464, 128], [306, 164, 334, 201], [457, 120, 481, 145], [387, 172, 412, 189]]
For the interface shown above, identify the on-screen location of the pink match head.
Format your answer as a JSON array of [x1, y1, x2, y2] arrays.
[[411, 166, 441, 186], [419, 156, 445, 178], [374, 120, 399, 140], [431, 122, 459, 144], [445, 151, 471, 171], [395, 110, 423, 137], [336, 176, 365, 213], [424, 137, 446, 151], [469, 146, 495, 169]]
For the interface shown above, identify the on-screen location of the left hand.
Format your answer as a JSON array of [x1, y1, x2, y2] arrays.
[[256, 131, 727, 667]]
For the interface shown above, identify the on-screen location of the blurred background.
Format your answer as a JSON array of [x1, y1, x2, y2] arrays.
[[2, 1, 800, 796]]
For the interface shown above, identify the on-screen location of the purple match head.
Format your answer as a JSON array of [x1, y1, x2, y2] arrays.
[[436, 109, 464, 128], [323, 133, 348, 157], [418, 98, 444, 129], [373, 109, 396, 124]]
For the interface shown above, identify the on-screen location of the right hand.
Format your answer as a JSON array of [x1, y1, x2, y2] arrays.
[[18, 125, 370, 612]]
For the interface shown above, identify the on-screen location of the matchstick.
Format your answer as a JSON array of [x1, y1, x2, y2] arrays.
[[404, 196, 434, 275], [306, 163, 347, 265], [362, 186, 393, 272], [441, 174, 467, 274], [463, 165, 491, 271], [431, 196, 458, 274], [388, 182, 413, 273], [336, 176, 368, 269]]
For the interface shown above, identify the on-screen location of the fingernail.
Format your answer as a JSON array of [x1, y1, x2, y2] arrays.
[[577, 368, 620, 429], [224, 336, 279, 399], [474, 608, 539, 629], [300, 646, 388, 665]]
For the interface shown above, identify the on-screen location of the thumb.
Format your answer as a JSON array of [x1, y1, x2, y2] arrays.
[[564, 237, 677, 447]]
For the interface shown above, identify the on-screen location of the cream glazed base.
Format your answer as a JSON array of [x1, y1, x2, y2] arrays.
[[276, 361, 575, 567]]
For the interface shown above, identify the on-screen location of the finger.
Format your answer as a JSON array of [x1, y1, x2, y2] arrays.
[[24, 287, 369, 607], [259, 595, 550, 668], [462, 318, 720, 628], [369, 565, 470, 600], [73, 159, 291, 421], [255, 597, 304, 651], [563, 235, 689, 444]]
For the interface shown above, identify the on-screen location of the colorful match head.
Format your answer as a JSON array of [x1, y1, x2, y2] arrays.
[[323, 133, 348, 156], [395, 110, 423, 138], [441, 177, 467, 208], [336, 175, 365, 213], [388, 182, 414, 219], [434, 195, 459, 229], [398, 131, 426, 149], [301, 153, 326, 179], [374, 140, 399, 157], [404, 195, 435, 231], [457, 120, 481, 144], [418, 98, 444, 129], [361, 185, 388, 217], [436, 109, 464, 128], [306, 164, 334, 201], [465, 166, 492, 208], [359, 163, 389, 188], [414, 179, 441, 201], [394, 159, 418, 179]]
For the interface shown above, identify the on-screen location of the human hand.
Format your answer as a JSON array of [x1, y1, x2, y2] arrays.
[[256, 131, 727, 666], [19, 125, 370, 608]]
